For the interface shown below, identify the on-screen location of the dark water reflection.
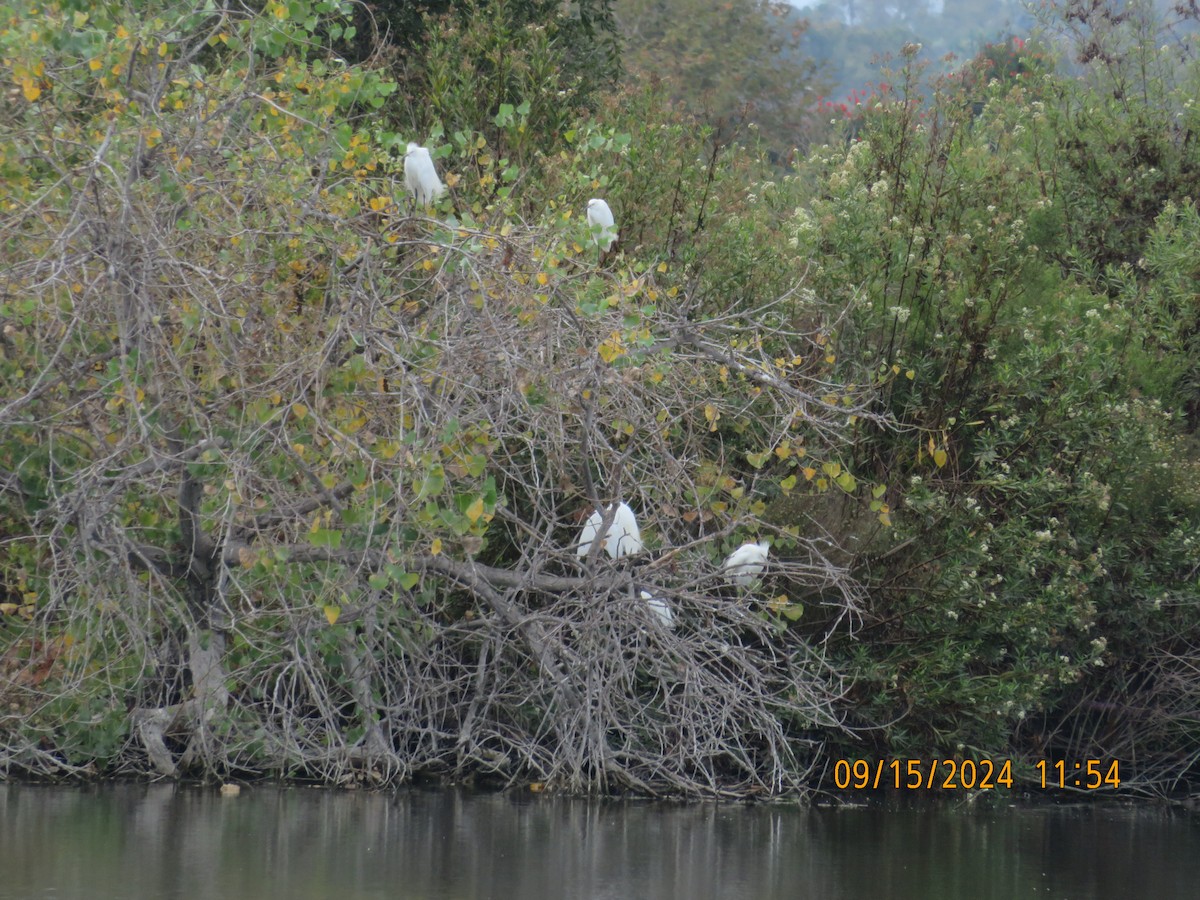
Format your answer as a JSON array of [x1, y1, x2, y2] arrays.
[[2, 784, 1199, 899]]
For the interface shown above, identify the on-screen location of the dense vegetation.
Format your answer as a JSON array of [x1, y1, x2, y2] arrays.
[[1, 0, 1198, 800]]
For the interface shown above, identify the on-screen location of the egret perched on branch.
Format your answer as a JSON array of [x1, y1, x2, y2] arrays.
[[585, 198, 618, 253], [640, 590, 675, 629], [404, 142, 445, 206], [577, 501, 642, 559], [723, 540, 770, 587]]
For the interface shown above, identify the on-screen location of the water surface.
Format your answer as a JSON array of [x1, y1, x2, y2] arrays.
[[2, 784, 1197, 899]]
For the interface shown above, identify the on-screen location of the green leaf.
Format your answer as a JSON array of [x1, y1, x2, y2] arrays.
[[415, 464, 445, 500], [385, 565, 420, 591], [331, 123, 352, 153], [309, 527, 343, 549], [745, 449, 770, 469]]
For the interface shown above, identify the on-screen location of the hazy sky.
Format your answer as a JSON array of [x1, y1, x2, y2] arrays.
[[787, 0, 946, 11]]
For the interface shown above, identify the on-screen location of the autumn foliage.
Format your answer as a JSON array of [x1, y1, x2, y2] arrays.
[[2, 0, 1200, 799]]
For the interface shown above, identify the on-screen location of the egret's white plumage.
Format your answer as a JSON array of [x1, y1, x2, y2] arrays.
[[640, 590, 675, 629], [723, 540, 770, 586], [577, 501, 642, 559], [585, 198, 618, 252], [404, 142, 445, 206]]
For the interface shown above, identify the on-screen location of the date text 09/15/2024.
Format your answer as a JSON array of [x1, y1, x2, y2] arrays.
[[832, 758, 1122, 791]]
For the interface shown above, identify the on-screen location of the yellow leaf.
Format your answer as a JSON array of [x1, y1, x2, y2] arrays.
[[431, 537, 443, 556], [802, 466, 816, 481], [906, 370, 915, 380], [821, 461, 841, 478], [466, 496, 485, 524], [89, 58, 102, 71], [291, 403, 308, 420], [774, 445, 791, 460], [536, 272, 548, 286], [20, 78, 41, 102], [323, 604, 340, 625], [933, 448, 948, 468], [879, 510, 893, 526], [116, 25, 130, 39], [369, 196, 391, 211], [597, 337, 623, 363], [0, 603, 18, 615], [657, 262, 668, 273], [704, 404, 720, 431]]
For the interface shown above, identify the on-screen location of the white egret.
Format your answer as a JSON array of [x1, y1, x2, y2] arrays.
[[577, 501, 642, 559], [585, 198, 618, 252], [640, 590, 675, 629], [404, 142, 445, 206], [722, 540, 770, 587]]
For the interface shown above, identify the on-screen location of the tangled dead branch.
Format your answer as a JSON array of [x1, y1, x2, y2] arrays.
[[0, 12, 880, 796]]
